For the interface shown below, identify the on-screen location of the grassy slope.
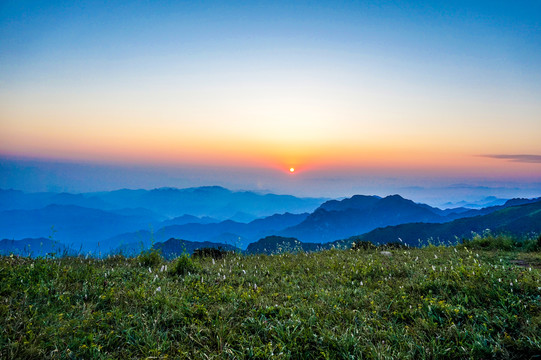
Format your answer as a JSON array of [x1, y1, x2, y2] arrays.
[[1, 247, 541, 359]]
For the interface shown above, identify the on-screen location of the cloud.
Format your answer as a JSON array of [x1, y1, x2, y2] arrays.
[[481, 154, 541, 164]]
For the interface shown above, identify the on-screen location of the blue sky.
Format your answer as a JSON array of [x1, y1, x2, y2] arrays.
[[1, 1, 540, 201]]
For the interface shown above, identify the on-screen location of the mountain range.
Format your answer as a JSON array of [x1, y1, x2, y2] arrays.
[[0, 187, 323, 251], [242, 199, 541, 255], [0, 186, 539, 257]]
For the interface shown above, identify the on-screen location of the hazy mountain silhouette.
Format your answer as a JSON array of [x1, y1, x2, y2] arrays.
[[280, 195, 541, 243], [280, 195, 447, 243], [2, 187, 539, 256], [152, 238, 239, 260], [0, 237, 77, 257], [0, 189, 112, 211], [444, 197, 541, 220], [350, 200, 541, 246], [0, 205, 158, 251], [1, 186, 324, 220], [105, 212, 309, 251], [88, 186, 324, 219], [157, 214, 218, 228]]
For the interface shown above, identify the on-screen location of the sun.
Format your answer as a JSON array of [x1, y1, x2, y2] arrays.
[[289, 167, 295, 173]]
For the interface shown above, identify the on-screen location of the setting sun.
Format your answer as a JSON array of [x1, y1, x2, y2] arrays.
[[289, 167, 295, 173]]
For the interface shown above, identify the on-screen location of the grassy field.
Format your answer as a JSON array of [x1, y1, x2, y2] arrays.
[[1, 241, 541, 359]]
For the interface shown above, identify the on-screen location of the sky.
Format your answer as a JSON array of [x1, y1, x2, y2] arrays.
[[1, 0, 540, 204]]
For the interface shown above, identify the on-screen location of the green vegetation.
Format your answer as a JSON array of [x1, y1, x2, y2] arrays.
[[459, 230, 541, 252], [1, 236, 541, 359]]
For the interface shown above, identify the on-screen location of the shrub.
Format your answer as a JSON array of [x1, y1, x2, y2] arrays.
[[379, 241, 407, 250], [460, 231, 515, 251], [351, 241, 376, 251], [192, 247, 232, 259], [522, 234, 541, 252], [138, 248, 163, 267], [169, 253, 199, 276]]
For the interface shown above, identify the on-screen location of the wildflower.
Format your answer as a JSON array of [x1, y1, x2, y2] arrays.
[[434, 254, 438, 259], [360, 281, 363, 286], [254, 283, 258, 291], [242, 270, 246, 275], [153, 274, 158, 282], [155, 286, 161, 293], [510, 282, 513, 286], [212, 258, 215, 265], [148, 267, 152, 273], [498, 278, 501, 282], [454, 248, 457, 253]]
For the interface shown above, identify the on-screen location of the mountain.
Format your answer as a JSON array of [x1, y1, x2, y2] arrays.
[[1, 186, 324, 221], [280, 194, 541, 244], [352, 200, 541, 246], [246, 236, 327, 255], [88, 186, 324, 219], [0, 189, 112, 211], [152, 238, 239, 260], [442, 196, 508, 209], [157, 214, 218, 228], [281, 194, 446, 243], [0, 238, 76, 257], [104, 212, 310, 250], [0, 205, 159, 251]]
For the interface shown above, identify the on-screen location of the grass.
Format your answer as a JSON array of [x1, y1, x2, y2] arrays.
[[1, 243, 541, 359]]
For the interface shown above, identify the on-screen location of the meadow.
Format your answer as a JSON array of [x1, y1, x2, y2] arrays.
[[1, 236, 541, 359]]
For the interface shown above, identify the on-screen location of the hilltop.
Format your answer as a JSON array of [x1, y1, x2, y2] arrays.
[[2, 243, 540, 359]]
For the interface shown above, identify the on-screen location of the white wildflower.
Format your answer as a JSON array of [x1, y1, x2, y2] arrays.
[[148, 267, 152, 273], [155, 286, 161, 293]]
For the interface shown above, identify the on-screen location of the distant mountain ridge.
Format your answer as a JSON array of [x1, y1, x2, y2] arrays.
[[107, 212, 309, 252], [1, 187, 539, 257], [0, 237, 76, 257], [0, 186, 324, 220], [279, 195, 541, 243], [280, 194, 446, 243], [350, 199, 541, 246]]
